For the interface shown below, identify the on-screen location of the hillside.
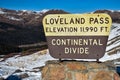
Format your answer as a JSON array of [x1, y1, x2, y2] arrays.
[[0, 8, 68, 54], [0, 22, 120, 79], [0, 8, 68, 45], [0, 9, 120, 80], [94, 10, 120, 23]]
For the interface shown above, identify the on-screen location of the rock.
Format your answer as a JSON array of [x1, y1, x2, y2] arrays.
[[33, 66, 44, 71], [19, 73, 29, 79], [0, 77, 4, 80], [42, 61, 65, 80], [93, 71, 112, 80], [42, 60, 120, 80], [5, 75, 21, 80], [67, 62, 87, 71], [14, 69, 22, 73], [114, 73, 120, 80]]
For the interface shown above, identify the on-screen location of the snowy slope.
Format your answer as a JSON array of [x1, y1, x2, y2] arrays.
[[36, 9, 49, 14], [0, 23, 120, 80], [0, 49, 56, 80], [100, 23, 120, 61]]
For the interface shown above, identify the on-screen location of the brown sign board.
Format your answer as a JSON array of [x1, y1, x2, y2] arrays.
[[43, 14, 112, 59]]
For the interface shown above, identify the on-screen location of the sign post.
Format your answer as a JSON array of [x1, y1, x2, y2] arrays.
[[43, 14, 112, 59]]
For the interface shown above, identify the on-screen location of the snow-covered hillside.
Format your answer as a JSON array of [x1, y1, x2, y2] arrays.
[[1, 8, 119, 80], [0, 23, 120, 80], [100, 23, 120, 61], [0, 49, 55, 80]]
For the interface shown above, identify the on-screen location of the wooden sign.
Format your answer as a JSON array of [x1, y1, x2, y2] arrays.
[[43, 14, 112, 59]]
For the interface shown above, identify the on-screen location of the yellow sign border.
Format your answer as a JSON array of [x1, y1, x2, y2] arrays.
[[43, 14, 112, 36]]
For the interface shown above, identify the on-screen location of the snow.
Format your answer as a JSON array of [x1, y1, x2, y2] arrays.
[[99, 23, 120, 61], [106, 40, 120, 51], [0, 10, 6, 14], [109, 10, 114, 12], [0, 23, 120, 79], [108, 10, 120, 12], [1, 50, 55, 70], [14, 72, 42, 80], [21, 9, 49, 15], [40, 9, 49, 13], [108, 23, 120, 40], [18, 13, 23, 16], [65, 23, 120, 62], [21, 10, 34, 14], [0, 49, 56, 79], [24, 72, 41, 80], [6, 16, 22, 21], [38, 9, 49, 13], [22, 10, 28, 12], [100, 51, 120, 62]]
